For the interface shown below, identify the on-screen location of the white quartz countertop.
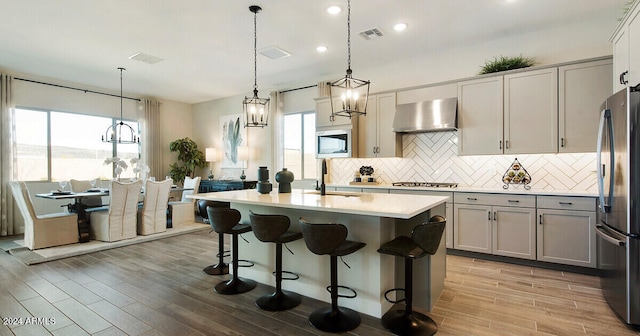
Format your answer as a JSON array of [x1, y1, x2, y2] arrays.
[[330, 184, 598, 197], [188, 188, 448, 219]]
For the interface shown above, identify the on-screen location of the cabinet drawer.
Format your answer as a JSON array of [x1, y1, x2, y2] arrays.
[[537, 196, 595, 211], [454, 192, 535, 208]]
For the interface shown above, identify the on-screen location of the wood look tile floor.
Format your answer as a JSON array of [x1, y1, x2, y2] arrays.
[[1, 230, 639, 336]]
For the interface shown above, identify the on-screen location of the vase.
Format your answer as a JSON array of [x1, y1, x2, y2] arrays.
[[257, 166, 272, 194], [275, 168, 294, 193]]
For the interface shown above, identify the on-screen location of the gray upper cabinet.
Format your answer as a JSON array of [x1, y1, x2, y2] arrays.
[[611, 0, 640, 90], [558, 59, 613, 153], [358, 92, 401, 158], [457, 76, 504, 155], [315, 97, 355, 128]]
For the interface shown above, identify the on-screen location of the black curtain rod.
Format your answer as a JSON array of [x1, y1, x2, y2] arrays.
[[14, 77, 141, 102], [279, 84, 317, 94]]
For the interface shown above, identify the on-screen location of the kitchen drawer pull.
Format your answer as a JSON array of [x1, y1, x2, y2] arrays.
[[488, 211, 491, 220], [558, 202, 573, 205], [499, 141, 502, 150], [507, 200, 520, 203], [539, 214, 543, 224], [493, 211, 496, 221], [467, 197, 478, 201]]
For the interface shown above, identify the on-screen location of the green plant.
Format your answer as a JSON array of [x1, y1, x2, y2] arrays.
[[479, 55, 536, 75], [168, 137, 206, 185]]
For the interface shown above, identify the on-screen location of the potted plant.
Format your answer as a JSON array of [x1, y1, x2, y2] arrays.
[[168, 137, 206, 185], [479, 54, 536, 75]]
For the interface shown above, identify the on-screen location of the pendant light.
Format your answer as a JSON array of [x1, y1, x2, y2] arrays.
[[101, 67, 139, 143], [243, 5, 270, 128], [329, 0, 370, 119]]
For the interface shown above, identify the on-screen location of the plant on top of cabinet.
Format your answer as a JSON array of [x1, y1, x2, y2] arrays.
[[168, 137, 206, 185], [479, 55, 536, 75]]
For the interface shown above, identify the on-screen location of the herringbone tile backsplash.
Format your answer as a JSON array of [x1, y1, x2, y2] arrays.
[[328, 132, 598, 192]]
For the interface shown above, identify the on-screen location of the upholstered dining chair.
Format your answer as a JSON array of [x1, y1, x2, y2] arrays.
[[89, 180, 142, 242], [137, 179, 172, 235], [10, 181, 78, 250], [70, 179, 103, 207], [168, 176, 201, 227]]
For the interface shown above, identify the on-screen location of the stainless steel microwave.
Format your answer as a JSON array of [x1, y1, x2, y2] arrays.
[[316, 129, 357, 158]]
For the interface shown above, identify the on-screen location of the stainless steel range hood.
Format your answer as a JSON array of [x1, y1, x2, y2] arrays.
[[392, 97, 457, 133]]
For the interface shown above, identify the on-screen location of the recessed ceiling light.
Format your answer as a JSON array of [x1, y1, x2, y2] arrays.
[[316, 45, 328, 52], [393, 23, 408, 32], [327, 5, 341, 15]]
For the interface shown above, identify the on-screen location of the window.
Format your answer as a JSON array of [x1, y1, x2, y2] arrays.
[[283, 111, 316, 179], [15, 108, 139, 182]]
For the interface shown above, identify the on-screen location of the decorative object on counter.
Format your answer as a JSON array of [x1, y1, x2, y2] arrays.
[[242, 5, 270, 128], [240, 170, 246, 181], [354, 165, 376, 184], [257, 166, 272, 194], [328, 0, 370, 119], [354, 171, 361, 182], [478, 54, 536, 75], [275, 168, 294, 193], [502, 158, 532, 190]]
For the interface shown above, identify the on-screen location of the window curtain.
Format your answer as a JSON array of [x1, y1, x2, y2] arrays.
[[270, 91, 284, 171], [139, 99, 163, 180], [0, 74, 18, 236]]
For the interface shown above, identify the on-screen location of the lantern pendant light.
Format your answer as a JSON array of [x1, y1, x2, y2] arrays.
[[101, 67, 139, 143], [243, 5, 270, 128], [329, 0, 370, 119]]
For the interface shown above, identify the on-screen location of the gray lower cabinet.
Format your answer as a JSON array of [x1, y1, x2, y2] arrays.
[[454, 193, 536, 260], [536, 196, 597, 267]]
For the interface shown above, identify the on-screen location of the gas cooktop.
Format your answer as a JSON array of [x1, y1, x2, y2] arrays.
[[392, 182, 459, 188]]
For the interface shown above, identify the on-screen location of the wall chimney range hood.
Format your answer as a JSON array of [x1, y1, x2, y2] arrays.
[[392, 97, 457, 133]]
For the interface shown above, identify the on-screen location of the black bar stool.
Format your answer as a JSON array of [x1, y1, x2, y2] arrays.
[[249, 211, 303, 311], [377, 215, 446, 336], [207, 207, 256, 294], [299, 217, 366, 333], [200, 200, 231, 275]]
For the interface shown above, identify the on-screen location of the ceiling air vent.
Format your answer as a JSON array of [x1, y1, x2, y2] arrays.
[[359, 28, 384, 40], [128, 52, 164, 65], [258, 45, 291, 59]]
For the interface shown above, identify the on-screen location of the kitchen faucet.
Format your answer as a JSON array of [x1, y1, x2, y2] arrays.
[[320, 159, 327, 196]]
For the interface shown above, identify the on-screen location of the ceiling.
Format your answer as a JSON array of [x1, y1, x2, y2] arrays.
[[0, 0, 630, 104]]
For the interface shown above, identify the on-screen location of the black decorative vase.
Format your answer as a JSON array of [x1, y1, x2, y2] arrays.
[[257, 166, 272, 194], [275, 168, 294, 193]]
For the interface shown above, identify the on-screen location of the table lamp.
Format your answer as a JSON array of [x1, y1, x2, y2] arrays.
[[206, 148, 217, 180]]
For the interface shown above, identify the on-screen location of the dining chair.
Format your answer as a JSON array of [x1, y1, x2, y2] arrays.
[[9, 181, 78, 250], [137, 179, 172, 235], [70, 179, 103, 207], [168, 176, 201, 227], [89, 180, 142, 242]]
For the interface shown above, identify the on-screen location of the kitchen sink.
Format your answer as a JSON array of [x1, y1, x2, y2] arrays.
[[303, 190, 361, 197]]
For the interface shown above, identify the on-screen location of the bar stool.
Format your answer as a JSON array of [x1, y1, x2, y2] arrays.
[[299, 217, 366, 333], [206, 207, 256, 294], [377, 215, 446, 336], [201, 200, 231, 275], [249, 211, 303, 311]]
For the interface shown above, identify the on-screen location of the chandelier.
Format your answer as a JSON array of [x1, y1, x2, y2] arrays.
[[243, 5, 270, 128], [329, 0, 370, 119], [101, 67, 139, 143]]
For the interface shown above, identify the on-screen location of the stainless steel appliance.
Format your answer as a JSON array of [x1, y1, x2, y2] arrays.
[[316, 128, 357, 158], [393, 97, 457, 133], [596, 85, 640, 325], [392, 182, 458, 188]]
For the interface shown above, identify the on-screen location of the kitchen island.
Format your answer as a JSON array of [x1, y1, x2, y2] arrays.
[[188, 188, 448, 318]]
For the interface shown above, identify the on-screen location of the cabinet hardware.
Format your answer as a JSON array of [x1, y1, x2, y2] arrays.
[[561, 138, 565, 147], [493, 211, 497, 221], [506, 140, 510, 149], [558, 202, 573, 205], [620, 71, 629, 85], [488, 211, 491, 220], [507, 200, 520, 203], [499, 141, 502, 150], [539, 214, 543, 224], [467, 197, 477, 201]]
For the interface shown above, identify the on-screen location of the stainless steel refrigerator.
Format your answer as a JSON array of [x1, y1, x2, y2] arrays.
[[596, 85, 640, 325]]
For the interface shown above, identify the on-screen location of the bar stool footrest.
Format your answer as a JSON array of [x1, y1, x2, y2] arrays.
[[216, 250, 231, 258], [234, 259, 255, 268], [384, 287, 406, 304], [275, 270, 299, 281], [326, 285, 357, 299]]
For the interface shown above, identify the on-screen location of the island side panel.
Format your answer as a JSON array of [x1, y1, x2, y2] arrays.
[[230, 203, 396, 318]]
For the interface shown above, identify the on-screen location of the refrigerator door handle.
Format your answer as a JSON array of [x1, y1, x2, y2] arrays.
[[597, 109, 613, 213], [595, 225, 626, 247]]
